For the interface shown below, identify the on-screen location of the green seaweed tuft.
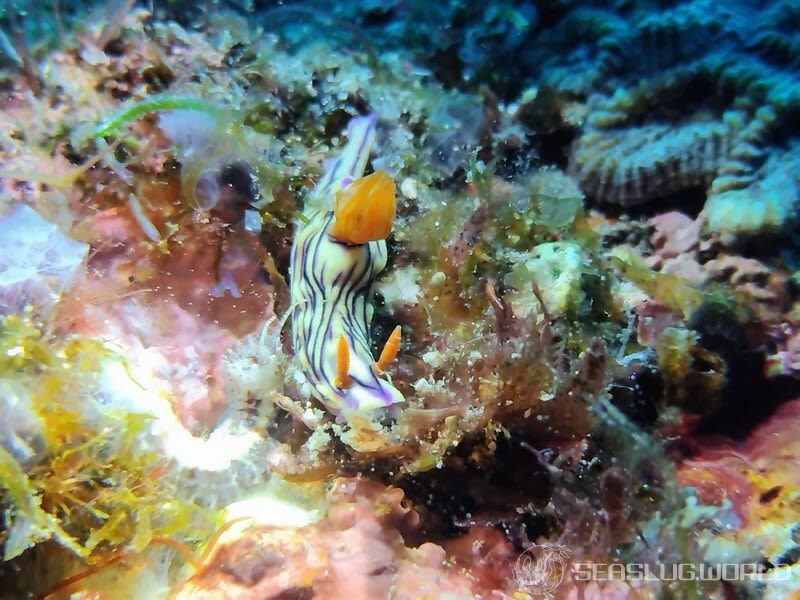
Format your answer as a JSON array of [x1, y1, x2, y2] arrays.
[[91, 96, 223, 139]]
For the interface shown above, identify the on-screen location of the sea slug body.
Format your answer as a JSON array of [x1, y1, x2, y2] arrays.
[[289, 114, 405, 415]]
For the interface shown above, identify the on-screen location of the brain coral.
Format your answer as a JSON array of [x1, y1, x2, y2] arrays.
[[527, 0, 800, 236]]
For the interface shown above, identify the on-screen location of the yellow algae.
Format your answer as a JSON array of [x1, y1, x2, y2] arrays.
[[0, 445, 84, 559], [0, 316, 213, 564], [610, 250, 706, 317]]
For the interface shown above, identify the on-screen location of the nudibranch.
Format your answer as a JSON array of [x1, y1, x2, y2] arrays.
[[289, 114, 405, 415]]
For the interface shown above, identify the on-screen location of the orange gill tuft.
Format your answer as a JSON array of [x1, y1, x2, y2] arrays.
[[330, 170, 396, 244]]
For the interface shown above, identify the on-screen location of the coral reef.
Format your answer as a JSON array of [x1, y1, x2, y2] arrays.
[[1, 1, 800, 599], [524, 0, 800, 237]]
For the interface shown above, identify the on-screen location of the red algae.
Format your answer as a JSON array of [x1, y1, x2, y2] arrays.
[[677, 398, 800, 546]]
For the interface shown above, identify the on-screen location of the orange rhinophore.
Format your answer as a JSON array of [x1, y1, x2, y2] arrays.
[[374, 325, 402, 374], [330, 170, 396, 244], [334, 334, 354, 389]]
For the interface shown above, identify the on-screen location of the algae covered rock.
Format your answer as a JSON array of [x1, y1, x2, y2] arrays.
[[506, 240, 588, 318]]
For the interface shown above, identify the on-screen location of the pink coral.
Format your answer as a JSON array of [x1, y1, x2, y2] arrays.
[[175, 478, 484, 599], [644, 211, 707, 285], [649, 211, 701, 260]]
